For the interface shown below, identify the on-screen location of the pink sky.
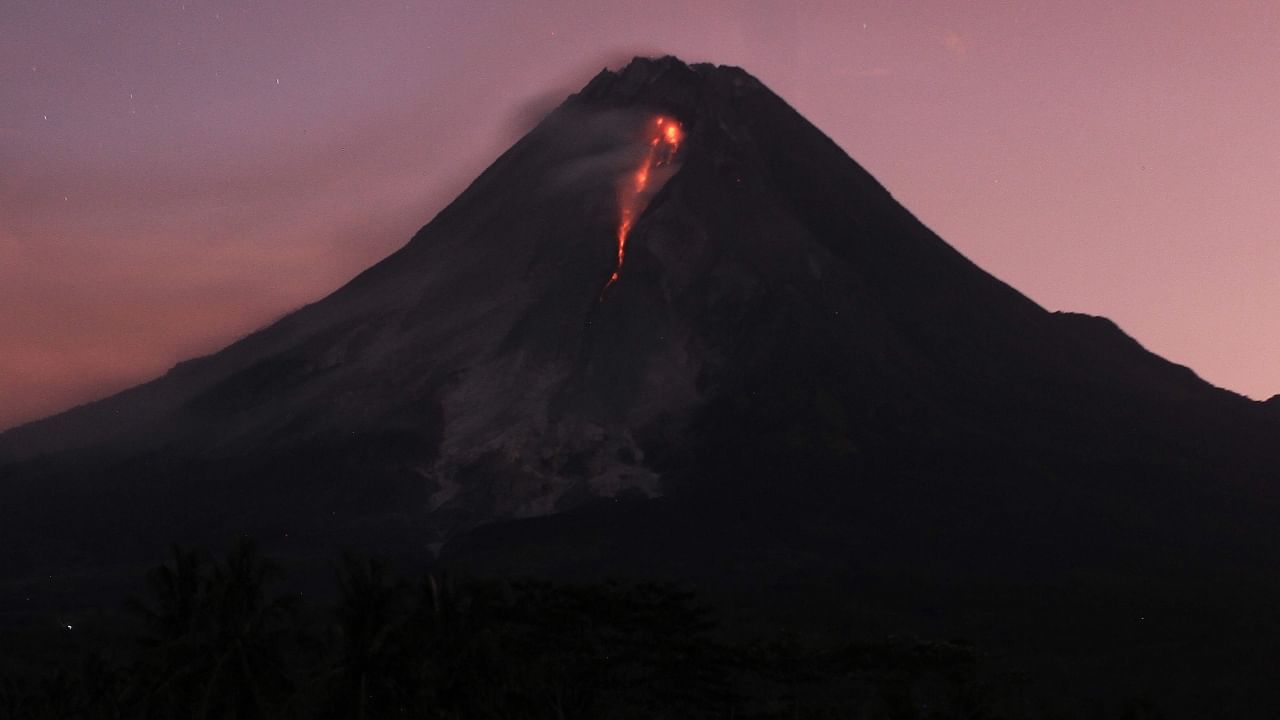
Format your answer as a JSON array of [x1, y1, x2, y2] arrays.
[[2, 1, 1278, 430]]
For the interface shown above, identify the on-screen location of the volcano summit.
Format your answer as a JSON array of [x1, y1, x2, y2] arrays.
[[3, 56, 1279, 714]]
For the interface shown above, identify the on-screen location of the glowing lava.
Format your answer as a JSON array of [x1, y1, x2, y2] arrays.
[[603, 115, 683, 293]]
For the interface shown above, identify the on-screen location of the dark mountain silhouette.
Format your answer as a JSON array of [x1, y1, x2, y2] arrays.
[[3, 56, 1279, 714]]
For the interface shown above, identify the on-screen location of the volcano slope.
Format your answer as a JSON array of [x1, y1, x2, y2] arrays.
[[2, 56, 1279, 713]]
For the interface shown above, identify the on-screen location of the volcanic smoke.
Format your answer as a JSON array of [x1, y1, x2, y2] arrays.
[[603, 116, 683, 293]]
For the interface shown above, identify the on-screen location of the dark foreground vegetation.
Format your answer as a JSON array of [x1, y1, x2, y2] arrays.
[[1, 539, 1168, 719]]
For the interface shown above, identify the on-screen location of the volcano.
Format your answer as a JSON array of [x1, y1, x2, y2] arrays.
[[3, 56, 1279, 713]]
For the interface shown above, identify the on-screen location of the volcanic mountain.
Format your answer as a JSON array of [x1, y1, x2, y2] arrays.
[[3, 56, 1279, 711]]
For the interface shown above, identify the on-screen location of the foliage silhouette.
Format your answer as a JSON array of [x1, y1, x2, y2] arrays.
[[123, 538, 300, 719], [0, 540, 1171, 719]]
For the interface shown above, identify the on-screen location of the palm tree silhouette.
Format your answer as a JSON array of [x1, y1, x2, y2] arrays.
[[194, 537, 300, 719], [125, 544, 213, 716], [316, 555, 412, 719], [127, 538, 299, 719]]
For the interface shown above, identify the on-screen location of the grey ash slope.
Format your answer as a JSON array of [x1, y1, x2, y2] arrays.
[[2, 56, 1278, 606]]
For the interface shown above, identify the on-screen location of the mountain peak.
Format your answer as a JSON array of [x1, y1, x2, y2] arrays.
[[574, 55, 762, 116]]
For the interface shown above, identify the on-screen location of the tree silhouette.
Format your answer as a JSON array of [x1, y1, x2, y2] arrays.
[[125, 538, 299, 719], [399, 572, 503, 718], [3, 540, 1166, 718], [129, 545, 210, 644], [125, 544, 213, 717], [195, 537, 300, 719], [314, 555, 412, 719]]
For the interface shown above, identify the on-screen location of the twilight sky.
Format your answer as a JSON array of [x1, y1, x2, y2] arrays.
[[2, 1, 1278, 430]]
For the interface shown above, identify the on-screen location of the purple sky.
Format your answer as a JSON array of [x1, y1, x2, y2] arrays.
[[3, 1, 1278, 430]]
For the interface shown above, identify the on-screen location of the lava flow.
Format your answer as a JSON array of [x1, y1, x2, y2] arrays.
[[603, 115, 683, 293]]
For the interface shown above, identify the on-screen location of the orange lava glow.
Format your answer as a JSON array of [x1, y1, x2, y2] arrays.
[[603, 115, 683, 292]]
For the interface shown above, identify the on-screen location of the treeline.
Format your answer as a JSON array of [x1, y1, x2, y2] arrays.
[[0, 538, 1164, 719]]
